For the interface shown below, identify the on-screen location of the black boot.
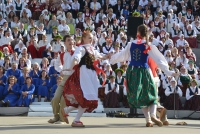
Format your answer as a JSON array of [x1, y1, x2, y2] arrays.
[[0, 100, 6, 107], [6, 100, 10, 107], [38, 96, 41, 102]]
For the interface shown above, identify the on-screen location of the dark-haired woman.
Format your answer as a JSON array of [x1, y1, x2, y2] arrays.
[[37, 70, 50, 102], [17, 77, 35, 107], [110, 24, 179, 127]]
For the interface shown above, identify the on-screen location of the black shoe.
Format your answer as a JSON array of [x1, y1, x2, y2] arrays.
[[5, 100, 10, 107], [0, 100, 6, 107]]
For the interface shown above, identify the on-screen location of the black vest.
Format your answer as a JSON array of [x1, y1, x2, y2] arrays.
[[79, 47, 95, 70], [186, 30, 194, 36], [115, 77, 124, 85], [15, 2, 23, 10], [168, 86, 178, 92], [188, 87, 198, 96], [108, 83, 117, 91]]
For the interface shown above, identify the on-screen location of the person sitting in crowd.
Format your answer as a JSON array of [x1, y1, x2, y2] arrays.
[[104, 75, 119, 108], [17, 77, 35, 107], [164, 77, 183, 110], [184, 79, 200, 110], [0, 76, 20, 107]]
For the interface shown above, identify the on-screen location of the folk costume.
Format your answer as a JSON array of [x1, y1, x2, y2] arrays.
[[110, 37, 175, 126], [62, 44, 105, 127]]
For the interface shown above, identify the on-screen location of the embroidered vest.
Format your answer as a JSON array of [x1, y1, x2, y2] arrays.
[[129, 42, 149, 68]]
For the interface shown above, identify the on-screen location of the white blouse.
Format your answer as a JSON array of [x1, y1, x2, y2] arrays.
[[110, 40, 175, 76]]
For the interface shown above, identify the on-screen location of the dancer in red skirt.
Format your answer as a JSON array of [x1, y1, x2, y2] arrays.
[[62, 30, 108, 127]]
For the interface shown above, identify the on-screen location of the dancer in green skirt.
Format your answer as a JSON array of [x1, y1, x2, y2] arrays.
[[109, 24, 179, 127]]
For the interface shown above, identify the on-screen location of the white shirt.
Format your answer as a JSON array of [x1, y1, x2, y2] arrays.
[[104, 82, 119, 95], [90, 2, 101, 10], [52, 42, 63, 52], [102, 45, 114, 54], [61, 3, 71, 11], [109, 0, 117, 6], [58, 24, 70, 33], [0, 19, 7, 26], [0, 36, 13, 46], [55, 49, 75, 75], [139, 0, 148, 7], [72, 2, 80, 10], [176, 39, 188, 47], [194, 25, 200, 34], [165, 85, 183, 97], [184, 30, 197, 38], [168, 5, 177, 11], [175, 56, 188, 67], [36, 30, 46, 35], [186, 86, 200, 100]]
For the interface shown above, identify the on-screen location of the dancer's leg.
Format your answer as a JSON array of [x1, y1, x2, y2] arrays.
[[142, 107, 153, 127], [71, 106, 86, 127], [74, 106, 86, 122], [64, 106, 77, 114], [149, 104, 163, 127]]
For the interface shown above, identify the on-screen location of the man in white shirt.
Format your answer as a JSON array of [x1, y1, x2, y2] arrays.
[[109, 0, 117, 6], [168, 1, 177, 12], [139, 0, 148, 9], [61, 0, 71, 12], [48, 35, 75, 124], [90, 0, 101, 12]]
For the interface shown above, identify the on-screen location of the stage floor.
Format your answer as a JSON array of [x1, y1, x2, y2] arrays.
[[0, 117, 199, 134]]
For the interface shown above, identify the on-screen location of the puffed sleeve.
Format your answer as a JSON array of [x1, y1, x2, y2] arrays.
[[110, 42, 131, 65], [148, 44, 174, 76], [72, 46, 86, 63], [165, 86, 172, 96]]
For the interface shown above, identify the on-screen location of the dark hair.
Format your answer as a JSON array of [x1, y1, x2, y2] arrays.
[[137, 24, 148, 38], [25, 77, 32, 84], [63, 35, 72, 42], [0, 66, 5, 74], [39, 70, 49, 79], [137, 24, 149, 44]]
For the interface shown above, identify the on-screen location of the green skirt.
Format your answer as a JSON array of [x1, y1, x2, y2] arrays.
[[126, 67, 158, 108]]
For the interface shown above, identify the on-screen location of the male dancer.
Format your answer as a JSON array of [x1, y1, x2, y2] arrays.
[[48, 35, 75, 123]]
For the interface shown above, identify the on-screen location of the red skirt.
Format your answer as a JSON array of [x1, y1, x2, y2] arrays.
[[27, 45, 38, 59], [172, 37, 179, 45], [63, 66, 98, 113], [185, 38, 198, 48], [38, 46, 46, 58]]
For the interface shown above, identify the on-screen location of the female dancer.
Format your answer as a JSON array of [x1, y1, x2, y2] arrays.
[[109, 24, 179, 127], [62, 30, 108, 127]]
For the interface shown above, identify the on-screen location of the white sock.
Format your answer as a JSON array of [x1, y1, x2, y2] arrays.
[[149, 104, 157, 118], [142, 107, 152, 123], [64, 106, 77, 114], [74, 106, 86, 122]]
